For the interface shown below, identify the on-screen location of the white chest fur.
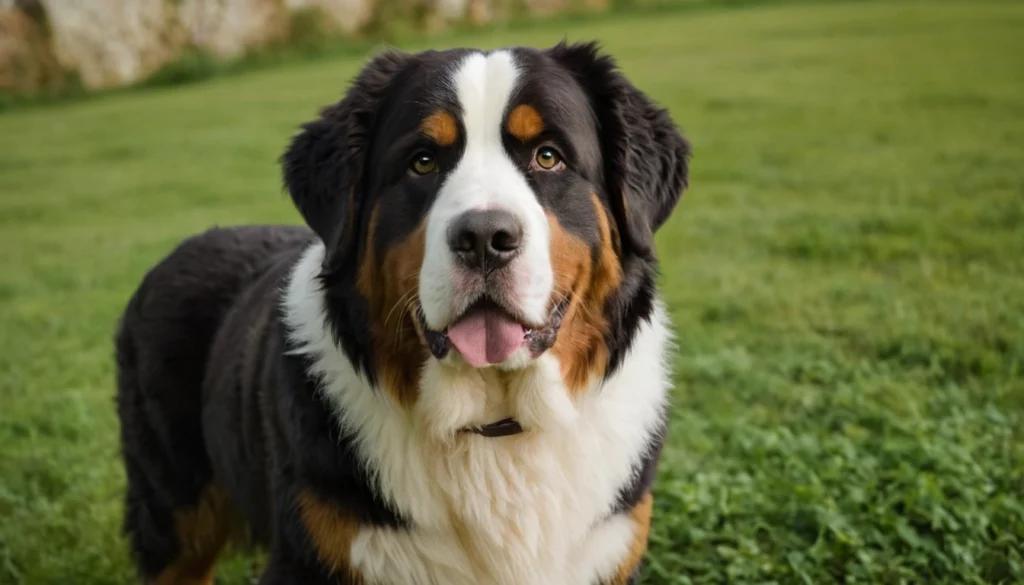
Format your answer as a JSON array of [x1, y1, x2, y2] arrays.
[[282, 243, 673, 585]]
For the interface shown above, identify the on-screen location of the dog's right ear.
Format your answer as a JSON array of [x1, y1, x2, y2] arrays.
[[546, 41, 691, 261], [281, 49, 414, 272]]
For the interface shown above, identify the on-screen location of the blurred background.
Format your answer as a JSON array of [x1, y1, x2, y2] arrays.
[[1, 0, 1022, 584]]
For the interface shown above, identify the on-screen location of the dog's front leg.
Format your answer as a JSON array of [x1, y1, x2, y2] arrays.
[[258, 544, 364, 585], [256, 481, 369, 585]]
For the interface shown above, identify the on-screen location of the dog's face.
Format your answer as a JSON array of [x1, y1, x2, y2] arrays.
[[283, 42, 689, 427]]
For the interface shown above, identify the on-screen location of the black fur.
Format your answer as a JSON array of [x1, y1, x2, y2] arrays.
[[547, 41, 692, 259], [545, 41, 691, 377], [115, 42, 688, 585], [280, 51, 414, 386]]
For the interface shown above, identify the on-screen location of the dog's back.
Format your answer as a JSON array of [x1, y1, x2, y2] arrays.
[[113, 224, 312, 580]]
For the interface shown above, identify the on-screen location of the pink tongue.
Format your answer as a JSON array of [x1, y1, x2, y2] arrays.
[[447, 309, 526, 368]]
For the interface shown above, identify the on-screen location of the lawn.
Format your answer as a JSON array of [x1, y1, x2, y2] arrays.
[[1, 1, 1023, 583]]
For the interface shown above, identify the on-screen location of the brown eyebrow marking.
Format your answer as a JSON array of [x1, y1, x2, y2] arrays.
[[506, 104, 545, 141], [420, 111, 459, 146]]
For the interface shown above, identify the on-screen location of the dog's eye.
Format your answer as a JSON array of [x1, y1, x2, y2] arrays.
[[534, 146, 563, 171], [410, 153, 437, 175]]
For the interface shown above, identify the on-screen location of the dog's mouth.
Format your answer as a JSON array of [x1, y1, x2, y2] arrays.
[[419, 295, 570, 367]]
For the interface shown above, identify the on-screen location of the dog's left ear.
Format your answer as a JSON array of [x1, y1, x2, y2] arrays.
[[547, 41, 691, 260], [281, 49, 415, 272]]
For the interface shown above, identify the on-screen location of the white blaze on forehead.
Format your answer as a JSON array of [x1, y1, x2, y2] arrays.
[[453, 50, 520, 160], [419, 50, 554, 334]]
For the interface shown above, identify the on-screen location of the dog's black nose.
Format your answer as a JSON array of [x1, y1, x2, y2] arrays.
[[447, 209, 523, 274]]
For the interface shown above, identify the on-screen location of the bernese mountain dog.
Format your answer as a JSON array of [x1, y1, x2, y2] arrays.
[[113, 41, 691, 585]]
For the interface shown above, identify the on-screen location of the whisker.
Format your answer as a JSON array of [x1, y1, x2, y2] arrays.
[[550, 283, 598, 323], [393, 294, 421, 350], [384, 288, 418, 329]]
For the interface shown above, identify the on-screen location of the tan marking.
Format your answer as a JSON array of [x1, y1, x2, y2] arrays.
[[356, 204, 428, 408], [296, 489, 364, 582], [548, 194, 624, 392], [608, 492, 654, 585], [506, 104, 545, 141], [420, 110, 459, 146], [150, 484, 236, 585], [590, 193, 625, 306]]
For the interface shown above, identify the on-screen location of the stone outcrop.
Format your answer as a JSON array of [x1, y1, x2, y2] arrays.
[[177, 0, 291, 59], [285, 0, 373, 34], [0, 0, 63, 94], [0, 0, 602, 97], [41, 0, 185, 91]]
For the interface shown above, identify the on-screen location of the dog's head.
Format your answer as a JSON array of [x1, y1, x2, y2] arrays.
[[283, 42, 689, 435]]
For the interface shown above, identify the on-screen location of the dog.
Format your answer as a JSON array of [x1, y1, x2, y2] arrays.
[[113, 40, 690, 585]]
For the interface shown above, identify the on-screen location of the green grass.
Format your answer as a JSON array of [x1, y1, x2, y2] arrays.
[[1, 1, 1023, 583]]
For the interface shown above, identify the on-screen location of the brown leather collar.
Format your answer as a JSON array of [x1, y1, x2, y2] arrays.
[[466, 418, 523, 438]]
